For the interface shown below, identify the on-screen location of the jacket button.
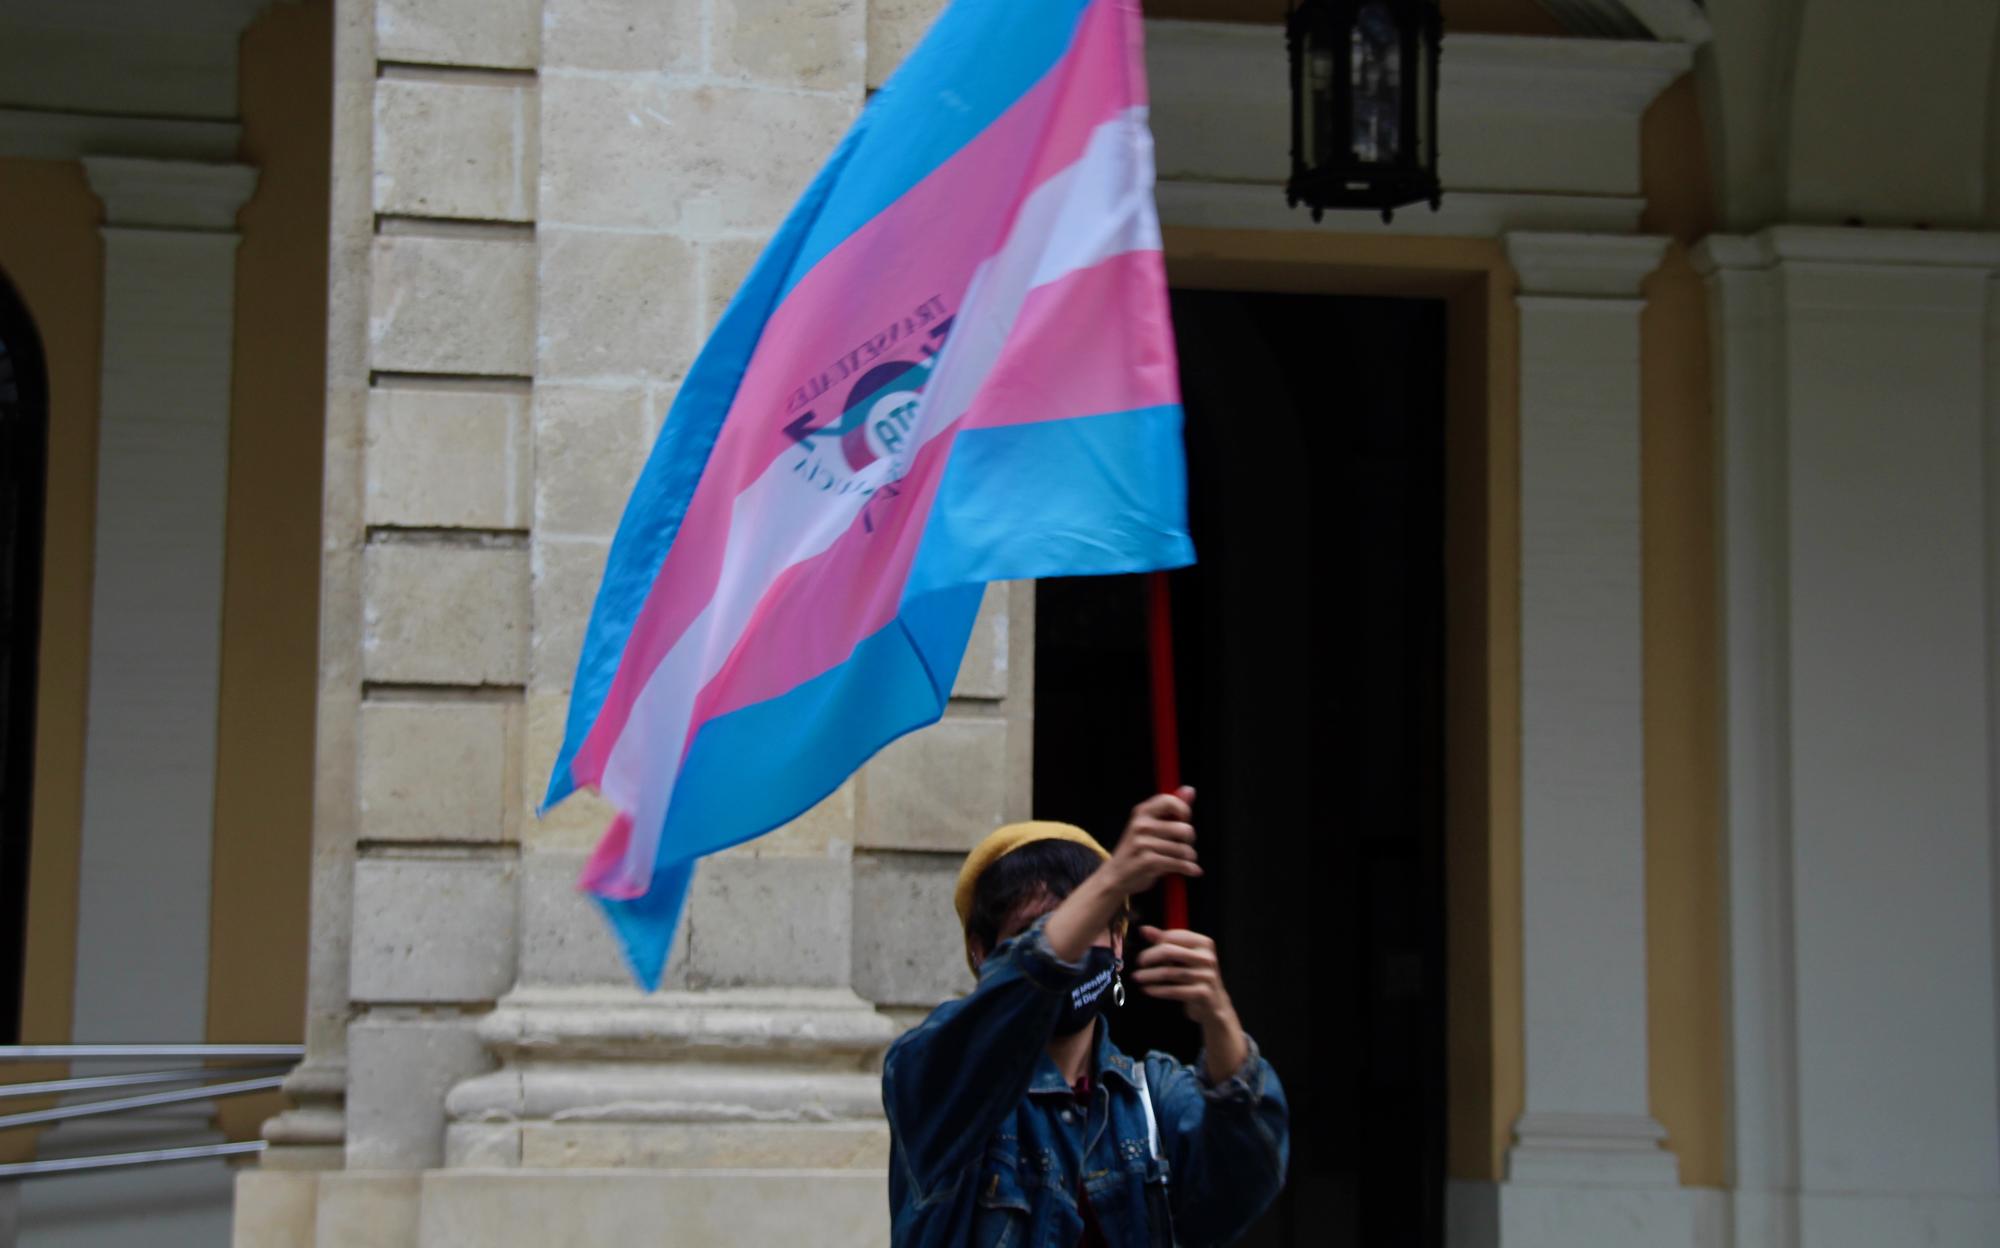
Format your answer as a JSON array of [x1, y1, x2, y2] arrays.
[[1060, 1110, 1076, 1124]]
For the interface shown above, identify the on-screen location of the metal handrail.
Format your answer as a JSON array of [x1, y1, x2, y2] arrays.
[[0, 1064, 293, 1100], [0, 1075, 287, 1131], [0, 1044, 301, 1178], [0, 1141, 266, 1179], [0, 1045, 303, 1061]]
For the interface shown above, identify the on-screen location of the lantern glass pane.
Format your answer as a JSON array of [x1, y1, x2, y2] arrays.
[[1350, 1, 1400, 165], [1307, 37, 1336, 172]]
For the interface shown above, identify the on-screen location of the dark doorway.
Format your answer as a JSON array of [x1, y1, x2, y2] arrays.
[[0, 271, 47, 1045], [1035, 289, 1447, 1247]]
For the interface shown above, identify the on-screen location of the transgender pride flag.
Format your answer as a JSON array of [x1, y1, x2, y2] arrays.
[[544, 0, 1193, 988]]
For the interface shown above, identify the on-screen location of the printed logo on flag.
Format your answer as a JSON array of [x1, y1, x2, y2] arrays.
[[783, 295, 954, 498]]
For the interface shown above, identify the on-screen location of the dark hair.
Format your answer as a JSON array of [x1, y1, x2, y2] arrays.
[[965, 839, 1127, 960]]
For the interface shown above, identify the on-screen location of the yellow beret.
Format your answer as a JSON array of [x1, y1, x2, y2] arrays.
[[953, 821, 1109, 928]]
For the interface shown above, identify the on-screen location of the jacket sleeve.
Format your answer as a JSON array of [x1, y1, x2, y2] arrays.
[[879, 914, 1088, 1201], [1146, 1037, 1290, 1247]]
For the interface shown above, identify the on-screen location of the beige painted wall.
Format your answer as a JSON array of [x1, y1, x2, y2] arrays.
[[208, 0, 331, 1143], [1638, 71, 1726, 1191], [0, 157, 102, 1163], [0, 0, 328, 1154]]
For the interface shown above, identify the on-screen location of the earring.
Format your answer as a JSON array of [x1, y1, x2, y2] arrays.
[[1112, 957, 1126, 1008]]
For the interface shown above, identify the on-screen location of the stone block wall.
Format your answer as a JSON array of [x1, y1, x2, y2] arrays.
[[340, 0, 545, 1176]]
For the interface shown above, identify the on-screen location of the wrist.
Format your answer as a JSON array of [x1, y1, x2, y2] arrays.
[[1198, 1003, 1246, 1077], [1044, 871, 1124, 963], [1198, 999, 1241, 1040], [1088, 859, 1131, 903]]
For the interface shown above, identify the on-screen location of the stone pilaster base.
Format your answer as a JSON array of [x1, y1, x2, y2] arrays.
[[442, 987, 896, 1172], [258, 1056, 347, 1172], [235, 1167, 886, 1248], [1447, 1179, 1726, 1248]]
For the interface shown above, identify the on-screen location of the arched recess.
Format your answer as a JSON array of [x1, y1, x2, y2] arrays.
[[1702, 0, 2000, 230], [1784, 0, 1998, 226], [0, 268, 47, 1045]]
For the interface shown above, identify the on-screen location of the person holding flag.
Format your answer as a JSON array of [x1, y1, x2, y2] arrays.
[[882, 791, 1289, 1246]]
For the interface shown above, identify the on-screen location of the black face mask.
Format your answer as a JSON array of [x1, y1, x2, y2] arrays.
[[1054, 946, 1120, 1037]]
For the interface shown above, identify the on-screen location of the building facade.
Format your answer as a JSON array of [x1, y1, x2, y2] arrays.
[[2, 0, 1999, 1245]]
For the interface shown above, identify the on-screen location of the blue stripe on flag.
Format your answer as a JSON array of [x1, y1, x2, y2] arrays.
[[598, 583, 985, 988], [781, 0, 1095, 301], [594, 859, 696, 996], [905, 404, 1196, 597]]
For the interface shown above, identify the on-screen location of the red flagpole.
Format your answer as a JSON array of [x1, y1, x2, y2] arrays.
[[1146, 571, 1190, 930]]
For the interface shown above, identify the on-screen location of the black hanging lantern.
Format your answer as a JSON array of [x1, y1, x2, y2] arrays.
[[1286, 0, 1443, 224]]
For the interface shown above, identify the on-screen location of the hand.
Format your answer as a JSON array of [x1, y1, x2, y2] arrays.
[[1102, 787, 1201, 899], [1131, 925, 1233, 1027], [1134, 924, 1250, 1085]]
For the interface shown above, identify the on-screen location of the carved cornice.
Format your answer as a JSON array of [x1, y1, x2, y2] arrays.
[[1693, 226, 2000, 275], [1442, 33, 1695, 117], [82, 154, 258, 231], [0, 107, 240, 163], [1507, 231, 1672, 296], [1535, 0, 1713, 44]]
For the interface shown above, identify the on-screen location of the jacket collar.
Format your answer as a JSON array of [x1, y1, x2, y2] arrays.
[[1025, 1017, 1142, 1097]]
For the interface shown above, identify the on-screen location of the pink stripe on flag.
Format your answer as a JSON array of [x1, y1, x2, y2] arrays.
[[959, 249, 1179, 433], [689, 428, 961, 729], [581, 811, 638, 900]]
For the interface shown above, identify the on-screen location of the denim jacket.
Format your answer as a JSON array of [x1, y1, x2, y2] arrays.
[[882, 914, 1289, 1247]]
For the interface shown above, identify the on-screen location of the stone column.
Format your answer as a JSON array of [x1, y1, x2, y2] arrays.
[[422, 0, 889, 1236], [244, 0, 543, 1239], [17, 155, 256, 1246], [253, 0, 380, 1184], [1495, 232, 1692, 1245], [1698, 228, 2000, 1246], [339, 0, 543, 1196]]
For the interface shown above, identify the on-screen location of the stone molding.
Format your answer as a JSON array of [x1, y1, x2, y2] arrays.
[[1508, 1111, 1678, 1186], [470, 987, 896, 1064], [1442, 33, 1694, 116], [82, 154, 258, 231], [443, 987, 897, 1169], [0, 106, 241, 162], [1157, 183, 1647, 238], [260, 1057, 349, 1171], [1694, 224, 2000, 274], [1535, 0, 1712, 45], [1506, 231, 1671, 296]]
